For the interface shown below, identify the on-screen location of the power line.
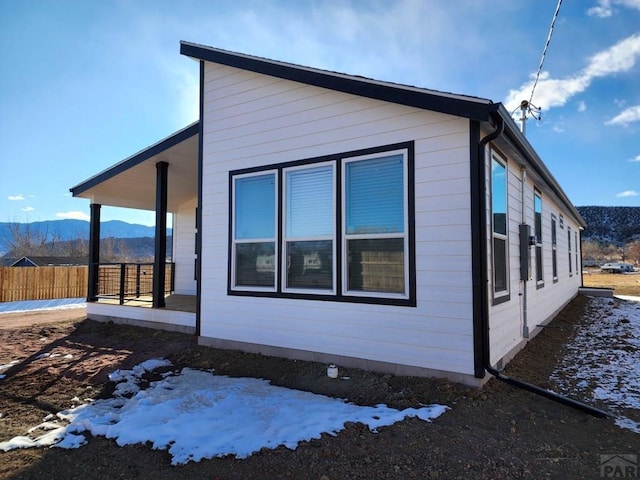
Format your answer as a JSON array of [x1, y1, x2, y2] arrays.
[[529, 0, 563, 106]]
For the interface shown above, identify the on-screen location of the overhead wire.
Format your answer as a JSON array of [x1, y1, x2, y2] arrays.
[[524, 0, 563, 121]]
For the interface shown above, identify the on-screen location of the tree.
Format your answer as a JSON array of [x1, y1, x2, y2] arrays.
[[3, 221, 88, 259], [581, 240, 601, 261], [627, 241, 640, 265]]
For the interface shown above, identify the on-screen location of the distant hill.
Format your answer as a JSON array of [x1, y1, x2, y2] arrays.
[[577, 206, 640, 245], [0, 220, 172, 256]]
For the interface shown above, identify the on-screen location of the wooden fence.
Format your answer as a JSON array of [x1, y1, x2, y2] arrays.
[[0, 266, 88, 302]]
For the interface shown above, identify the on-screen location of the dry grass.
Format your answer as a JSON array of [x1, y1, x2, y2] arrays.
[[582, 268, 640, 296]]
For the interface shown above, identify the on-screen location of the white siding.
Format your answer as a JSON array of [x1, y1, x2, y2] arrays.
[[199, 62, 476, 377], [486, 146, 582, 365], [173, 198, 197, 295]]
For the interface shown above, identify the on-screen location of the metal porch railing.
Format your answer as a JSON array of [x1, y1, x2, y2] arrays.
[[93, 262, 175, 305]]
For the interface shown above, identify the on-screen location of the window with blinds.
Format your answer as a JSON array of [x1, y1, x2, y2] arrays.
[[344, 154, 407, 296], [228, 142, 414, 305], [284, 163, 335, 291]]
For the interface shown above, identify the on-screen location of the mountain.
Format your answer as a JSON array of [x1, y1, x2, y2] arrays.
[[577, 206, 640, 245], [0, 220, 172, 256]]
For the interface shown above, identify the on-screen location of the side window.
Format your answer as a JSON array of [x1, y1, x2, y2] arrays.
[[231, 172, 277, 289], [534, 189, 544, 287], [491, 153, 509, 300], [551, 214, 558, 283], [568, 227, 573, 275], [575, 232, 579, 275]]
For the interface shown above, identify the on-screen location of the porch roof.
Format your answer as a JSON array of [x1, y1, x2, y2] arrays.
[[70, 122, 199, 212]]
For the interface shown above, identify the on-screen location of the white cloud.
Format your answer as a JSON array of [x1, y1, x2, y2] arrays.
[[606, 105, 640, 125], [8, 194, 25, 201], [616, 190, 639, 197], [577, 101, 587, 112], [631, 155, 640, 162], [21, 206, 35, 212], [504, 33, 640, 113], [588, 0, 640, 17], [166, 61, 199, 127], [56, 211, 90, 221]]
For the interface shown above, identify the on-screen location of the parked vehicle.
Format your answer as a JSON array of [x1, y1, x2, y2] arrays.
[[600, 263, 635, 273]]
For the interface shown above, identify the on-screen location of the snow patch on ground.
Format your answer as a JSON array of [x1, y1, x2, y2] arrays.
[[0, 359, 448, 464], [0, 360, 20, 379], [551, 296, 640, 433], [0, 298, 86, 315]]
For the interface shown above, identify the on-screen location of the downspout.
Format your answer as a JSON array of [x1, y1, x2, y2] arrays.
[[476, 113, 610, 418]]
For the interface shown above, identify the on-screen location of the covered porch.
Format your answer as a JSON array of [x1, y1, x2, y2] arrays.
[[70, 122, 200, 333]]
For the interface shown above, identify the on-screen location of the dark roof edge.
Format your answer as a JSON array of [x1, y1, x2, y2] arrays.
[[180, 41, 495, 122], [70, 122, 199, 197], [495, 105, 586, 228]]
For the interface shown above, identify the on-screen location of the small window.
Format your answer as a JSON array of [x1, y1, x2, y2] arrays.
[[575, 232, 579, 275], [568, 227, 573, 276], [534, 189, 544, 288], [491, 153, 509, 300], [551, 214, 558, 283]]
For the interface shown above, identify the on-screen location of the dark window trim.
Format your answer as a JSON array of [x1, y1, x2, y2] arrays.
[[490, 151, 510, 306], [534, 187, 545, 289], [492, 294, 511, 306], [551, 213, 558, 284], [568, 226, 573, 277], [227, 141, 416, 307]]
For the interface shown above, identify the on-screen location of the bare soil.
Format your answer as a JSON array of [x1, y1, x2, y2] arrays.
[[1, 292, 638, 479]]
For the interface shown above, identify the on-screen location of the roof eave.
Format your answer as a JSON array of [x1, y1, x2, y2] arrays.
[[180, 41, 495, 123], [70, 121, 199, 198]]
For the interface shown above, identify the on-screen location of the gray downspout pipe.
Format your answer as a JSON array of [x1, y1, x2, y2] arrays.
[[477, 113, 610, 419]]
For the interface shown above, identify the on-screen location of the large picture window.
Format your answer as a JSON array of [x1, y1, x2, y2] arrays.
[[229, 143, 415, 306], [491, 153, 509, 301]]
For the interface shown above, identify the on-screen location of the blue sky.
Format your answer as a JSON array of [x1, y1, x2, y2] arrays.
[[1, 0, 639, 226]]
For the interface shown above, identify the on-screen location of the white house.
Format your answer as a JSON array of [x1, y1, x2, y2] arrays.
[[71, 42, 585, 387]]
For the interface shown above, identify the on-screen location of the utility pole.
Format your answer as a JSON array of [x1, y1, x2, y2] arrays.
[[519, 100, 529, 136]]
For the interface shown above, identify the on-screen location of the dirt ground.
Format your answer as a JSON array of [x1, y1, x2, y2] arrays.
[[1, 291, 639, 479]]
